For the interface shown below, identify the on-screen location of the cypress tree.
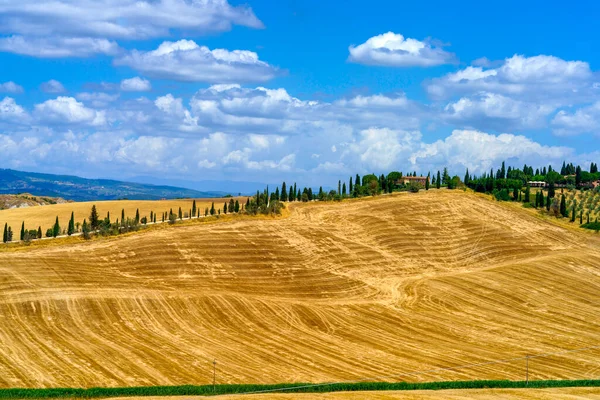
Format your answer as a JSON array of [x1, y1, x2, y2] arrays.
[[349, 177, 353, 194], [192, 200, 197, 217], [546, 195, 551, 211], [178, 207, 182, 220], [575, 165, 582, 187], [121, 208, 125, 223], [205, 207, 209, 217], [82, 219, 90, 240], [223, 201, 228, 214], [20, 221, 25, 241], [293, 183, 297, 200], [580, 211, 583, 225], [289, 187, 294, 202], [246, 197, 250, 208], [90, 205, 99, 230], [106, 211, 110, 224], [52, 216, 60, 238], [560, 194, 567, 217], [135, 209, 140, 224], [7, 227, 12, 242], [464, 169, 470, 186], [37, 226, 42, 239], [436, 171, 441, 189], [281, 182, 287, 202], [524, 184, 531, 203], [338, 180, 341, 195], [3, 223, 7, 243], [342, 182, 347, 196], [68, 212, 75, 236], [425, 175, 430, 191], [210, 202, 215, 215], [571, 200, 577, 222], [234, 200, 240, 213], [355, 174, 361, 187], [539, 190, 544, 209]]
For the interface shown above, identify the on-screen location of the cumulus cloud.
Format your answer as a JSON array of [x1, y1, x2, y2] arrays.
[[427, 54, 596, 101], [120, 77, 151, 92], [40, 80, 66, 93], [34, 96, 106, 126], [114, 40, 278, 83], [410, 129, 572, 174], [344, 128, 422, 170], [0, 36, 120, 58], [443, 92, 555, 130], [0, 97, 28, 121], [348, 32, 455, 67], [76, 92, 120, 108], [0, 0, 262, 57], [552, 102, 600, 136], [0, 81, 24, 94]]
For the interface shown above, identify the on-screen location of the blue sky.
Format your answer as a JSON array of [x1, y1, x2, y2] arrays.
[[1, 0, 599, 187]]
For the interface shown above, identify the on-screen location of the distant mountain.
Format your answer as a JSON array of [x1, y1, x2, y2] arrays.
[[0, 169, 226, 201], [129, 175, 277, 195]]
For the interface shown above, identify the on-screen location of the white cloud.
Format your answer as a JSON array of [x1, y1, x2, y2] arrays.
[[552, 102, 600, 136], [114, 40, 278, 83], [0, 97, 28, 121], [348, 32, 455, 67], [0, 36, 120, 58], [409, 129, 572, 174], [120, 77, 152, 92], [76, 92, 120, 108], [443, 92, 555, 130], [0, 0, 262, 58], [427, 54, 595, 101], [344, 128, 422, 170], [34, 96, 106, 126], [40, 79, 66, 93], [0, 0, 263, 39], [0, 81, 24, 94]]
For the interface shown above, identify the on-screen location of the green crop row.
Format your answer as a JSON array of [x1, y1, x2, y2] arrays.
[[0, 379, 599, 399]]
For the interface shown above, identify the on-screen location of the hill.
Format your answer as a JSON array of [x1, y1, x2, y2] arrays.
[[0, 193, 70, 210], [0, 197, 246, 235], [0, 190, 598, 388], [0, 169, 225, 201]]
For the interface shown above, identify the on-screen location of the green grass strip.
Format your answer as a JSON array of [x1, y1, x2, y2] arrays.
[[0, 380, 598, 399]]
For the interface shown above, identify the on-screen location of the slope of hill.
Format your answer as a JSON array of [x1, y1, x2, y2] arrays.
[[0, 190, 598, 388], [0, 169, 225, 201], [0, 193, 70, 210]]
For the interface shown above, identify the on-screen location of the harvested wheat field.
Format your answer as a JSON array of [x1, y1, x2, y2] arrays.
[[111, 387, 600, 400], [0, 190, 599, 389], [0, 197, 245, 235]]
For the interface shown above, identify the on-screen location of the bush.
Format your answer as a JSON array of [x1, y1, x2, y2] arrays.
[[581, 221, 600, 231], [408, 183, 420, 193], [493, 189, 511, 201]]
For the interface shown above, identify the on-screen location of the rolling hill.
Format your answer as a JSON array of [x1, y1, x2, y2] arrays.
[[0, 190, 598, 389], [0, 169, 225, 201]]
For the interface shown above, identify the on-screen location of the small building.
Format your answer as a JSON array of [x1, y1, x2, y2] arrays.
[[591, 180, 600, 189], [398, 176, 428, 186], [528, 181, 546, 188]]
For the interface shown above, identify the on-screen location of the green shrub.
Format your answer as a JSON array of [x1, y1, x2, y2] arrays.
[[581, 221, 600, 231]]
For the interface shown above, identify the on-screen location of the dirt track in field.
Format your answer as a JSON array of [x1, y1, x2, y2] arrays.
[[0, 190, 599, 388], [108, 387, 600, 399]]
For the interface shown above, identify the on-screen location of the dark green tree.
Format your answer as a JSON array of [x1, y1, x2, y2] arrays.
[[121, 208, 125, 224], [90, 205, 99, 230], [342, 182, 347, 196], [3, 223, 7, 243], [135, 208, 140, 224], [571, 200, 577, 222], [20, 221, 25, 241], [355, 174, 361, 187], [37, 226, 42, 239], [425, 174, 430, 191], [560, 194, 567, 217], [234, 200, 240, 213], [82, 219, 91, 240], [67, 212, 75, 236], [524, 184, 531, 203], [7, 227, 12, 242], [223, 201, 228, 214], [464, 169, 470, 186], [436, 171, 441, 189], [178, 207, 182, 220], [192, 200, 197, 217], [281, 182, 287, 202], [289, 186, 294, 202], [210, 202, 215, 215], [52, 216, 60, 238], [349, 177, 353, 194], [575, 165, 582, 187]]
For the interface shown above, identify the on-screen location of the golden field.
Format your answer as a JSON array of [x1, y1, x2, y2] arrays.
[[0, 197, 246, 234], [0, 190, 599, 389], [110, 387, 600, 400]]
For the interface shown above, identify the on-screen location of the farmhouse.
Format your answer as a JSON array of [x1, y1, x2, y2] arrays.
[[399, 176, 429, 186], [528, 181, 546, 188]]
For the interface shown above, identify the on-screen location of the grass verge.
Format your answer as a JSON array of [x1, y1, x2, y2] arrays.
[[1, 380, 599, 398]]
